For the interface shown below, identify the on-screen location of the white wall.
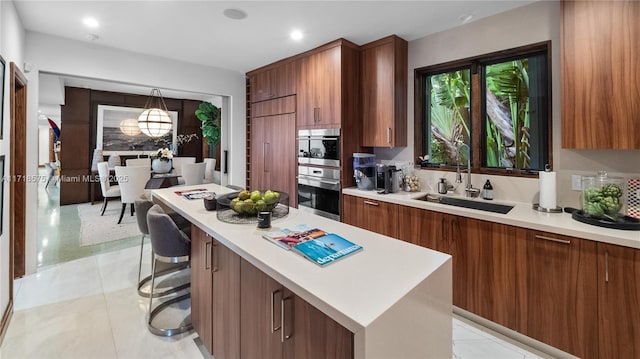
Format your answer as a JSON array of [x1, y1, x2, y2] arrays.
[[378, 1, 640, 207], [23, 31, 246, 275], [0, 0, 26, 330], [38, 125, 49, 165]]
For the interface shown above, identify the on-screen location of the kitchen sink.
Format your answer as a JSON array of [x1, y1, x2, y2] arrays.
[[415, 194, 514, 214]]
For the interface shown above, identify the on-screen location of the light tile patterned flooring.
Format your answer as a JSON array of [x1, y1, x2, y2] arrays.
[[1, 172, 553, 358]]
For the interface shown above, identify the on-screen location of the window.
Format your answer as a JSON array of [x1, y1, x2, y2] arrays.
[[416, 42, 550, 175]]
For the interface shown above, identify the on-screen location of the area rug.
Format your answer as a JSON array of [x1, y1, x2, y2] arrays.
[[77, 201, 141, 246]]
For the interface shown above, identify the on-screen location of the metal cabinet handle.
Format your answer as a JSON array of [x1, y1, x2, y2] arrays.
[[211, 241, 219, 272], [270, 289, 282, 333], [534, 235, 570, 245], [605, 251, 609, 283], [387, 128, 392, 144], [263, 143, 270, 173], [281, 296, 292, 342], [314, 107, 319, 123], [363, 200, 379, 206], [205, 241, 211, 270]]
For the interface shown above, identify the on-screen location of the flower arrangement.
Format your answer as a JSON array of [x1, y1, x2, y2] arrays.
[[152, 148, 173, 162]]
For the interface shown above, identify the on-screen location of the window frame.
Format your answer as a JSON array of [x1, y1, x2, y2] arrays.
[[414, 41, 552, 177]]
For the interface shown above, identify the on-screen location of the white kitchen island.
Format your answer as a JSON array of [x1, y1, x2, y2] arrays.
[[152, 183, 452, 359]]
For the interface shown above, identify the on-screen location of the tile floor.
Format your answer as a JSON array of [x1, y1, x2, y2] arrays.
[[1, 171, 553, 358]]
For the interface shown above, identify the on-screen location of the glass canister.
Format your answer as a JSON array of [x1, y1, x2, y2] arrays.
[[581, 171, 627, 220], [401, 167, 421, 192]]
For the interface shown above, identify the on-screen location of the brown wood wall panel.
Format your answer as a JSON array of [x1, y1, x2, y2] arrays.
[[61, 87, 91, 123], [60, 123, 90, 169], [59, 169, 90, 204]]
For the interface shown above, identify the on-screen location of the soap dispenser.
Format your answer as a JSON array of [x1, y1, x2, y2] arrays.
[[438, 178, 448, 194], [483, 180, 493, 200]]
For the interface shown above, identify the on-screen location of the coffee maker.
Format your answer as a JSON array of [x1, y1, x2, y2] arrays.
[[376, 164, 401, 194]]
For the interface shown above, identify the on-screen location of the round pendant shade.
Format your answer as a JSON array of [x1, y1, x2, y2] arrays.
[[138, 108, 172, 137], [119, 118, 141, 136]]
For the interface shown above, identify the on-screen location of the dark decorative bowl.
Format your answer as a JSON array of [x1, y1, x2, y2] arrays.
[[216, 191, 289, 224]]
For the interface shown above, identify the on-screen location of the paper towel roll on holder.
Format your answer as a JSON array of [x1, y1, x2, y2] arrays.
[[533, 164, 563, 213]]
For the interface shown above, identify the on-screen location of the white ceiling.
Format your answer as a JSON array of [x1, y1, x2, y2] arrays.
[[15, 0, 538, 74], [23, 0, 539, 124]]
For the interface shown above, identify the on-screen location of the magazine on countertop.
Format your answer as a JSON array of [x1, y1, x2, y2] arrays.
[[262, 224, 363, 266], [174, 188, 214, 200]]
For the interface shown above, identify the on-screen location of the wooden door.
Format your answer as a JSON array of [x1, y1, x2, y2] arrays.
[[341, 195, 398, 238], [516, 231, 598, 358], [240, 259, 284, 359], [272, 61, 296, 99], [361, 41, 394, 147], [10, 62, 27, 279], [251, 70, 274, 103], [561, 0, 640, 149], [250, 117, 267, 191], [597, 243, 640, 358], [297, 55, 317, 128], [287, 293, 353, 359], [264, 113, 297, 206], [313, 46, 341, 128], [455, 218, 519, 330], [397, 206, 443, 249], [190, 226, 213, 352], [211, 239, 241, 359]]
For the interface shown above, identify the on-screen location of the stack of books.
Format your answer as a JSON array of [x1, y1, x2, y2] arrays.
[[262, 224, 363, 267]]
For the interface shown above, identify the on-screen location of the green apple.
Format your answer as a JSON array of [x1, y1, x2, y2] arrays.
[[250, 190, 262, 202], [238, 190, 251, 200]]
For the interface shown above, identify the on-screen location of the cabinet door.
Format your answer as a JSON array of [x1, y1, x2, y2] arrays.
[[397, 206, 443, 250], [191, 226, 213, 352], [341, 194, 398, 238], [264, 113, 297, 207], [297, 47, 341, 129], [251, 62, 297, 103], [240, 259, 284, 359], [455, 218, 519, 330], [598, 243, 640, 358], [561, 0, 640, 149], [211, 240, 241, 359], [250, 117, 268, 190], [250, 71, 274, 103], [516, 231, 598, 358], [287, 293, 353, 359], [272, 61, 296, 99], [361, 36, 407, 147]]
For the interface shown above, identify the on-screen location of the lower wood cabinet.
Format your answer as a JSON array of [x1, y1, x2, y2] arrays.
[[342, 194, 398, 238], [397, 206, 519, 330], [191, 226, 241, 359], [597, 243, 640, 358], [240, 258, 353, 359], [516, 230, 598, 359]]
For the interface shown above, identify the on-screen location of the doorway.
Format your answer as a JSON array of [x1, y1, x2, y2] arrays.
[[10, 62, 27, 280]]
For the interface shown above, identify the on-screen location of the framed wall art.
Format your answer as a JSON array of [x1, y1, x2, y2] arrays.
[[96, 104, 178, 155]]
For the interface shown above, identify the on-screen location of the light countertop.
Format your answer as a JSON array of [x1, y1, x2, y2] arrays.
[[343, 187, 640, 249], [152, 184, 452, 341]]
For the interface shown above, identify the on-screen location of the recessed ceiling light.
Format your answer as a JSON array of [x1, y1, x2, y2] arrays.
[[458, 14, 473, 24], [223, 8, 247, 20], [83, 17, 99, 28], [290, 30, 303, 41]]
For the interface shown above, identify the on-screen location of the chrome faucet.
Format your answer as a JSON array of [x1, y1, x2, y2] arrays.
[[455, 143, 480, 198]]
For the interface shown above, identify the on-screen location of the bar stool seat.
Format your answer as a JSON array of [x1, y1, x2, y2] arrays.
[[146, 204, 193, 337]]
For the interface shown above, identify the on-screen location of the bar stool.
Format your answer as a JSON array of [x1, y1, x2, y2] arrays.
[[134, 194, 189, 298], [146, 204, 193, 336]]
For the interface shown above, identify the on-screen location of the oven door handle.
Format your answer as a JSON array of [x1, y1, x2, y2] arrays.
[[298, 176, 341, 190]]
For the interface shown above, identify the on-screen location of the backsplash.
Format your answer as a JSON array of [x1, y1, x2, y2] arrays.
[[383, 164, 639, 211]]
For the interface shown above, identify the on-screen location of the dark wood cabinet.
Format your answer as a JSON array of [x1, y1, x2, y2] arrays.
[[297, 45, 341, 129], [516, 230, 598, 359], [342, 194, 398, 238], [561, 0, 640, 149], [250, 113, 297, 206], [191, 227, 241, 359], [597, 243, 640, 359], [360, 35, 407, 147], [397, 207, 518, 329], [249, 61, 297, 103], [240, 259, 353, 359]]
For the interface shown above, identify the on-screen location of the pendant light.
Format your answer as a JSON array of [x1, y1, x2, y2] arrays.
[[138, 88, 172, 137]]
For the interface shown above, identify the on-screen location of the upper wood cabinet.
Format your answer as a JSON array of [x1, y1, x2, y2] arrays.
[[360, 35, 407, 147], [561, 0, 640, 149], [249, 60, 297, 103], [297, 40, 360, 129]]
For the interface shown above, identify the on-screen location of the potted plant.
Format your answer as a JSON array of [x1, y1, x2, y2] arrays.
[[195, 102, 221, 157]]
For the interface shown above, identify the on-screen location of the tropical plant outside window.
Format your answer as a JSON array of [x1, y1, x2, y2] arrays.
[[418, 42, 550, 175]]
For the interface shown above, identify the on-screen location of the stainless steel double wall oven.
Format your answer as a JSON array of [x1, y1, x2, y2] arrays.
[[297, 129, 341, 220]]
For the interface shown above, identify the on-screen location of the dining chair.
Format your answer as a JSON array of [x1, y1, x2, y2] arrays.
[[203, 158, 216, 183], [97, 162, 120, 215], [146, 204, 193, 337], [181, 162, 207, 186], [114, 165, 149, 224], [44, 162, 59, 188], [171, 157, 196, 177], [126, 157, 150, 169]]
